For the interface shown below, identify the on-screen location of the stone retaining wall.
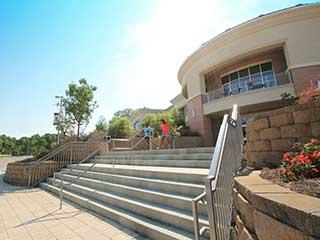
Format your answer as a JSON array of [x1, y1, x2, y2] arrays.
[[4, 161, 58, 186], [233, 171, 320, 240], [4, 141, 108, 186], [244, 101, 320, 168]]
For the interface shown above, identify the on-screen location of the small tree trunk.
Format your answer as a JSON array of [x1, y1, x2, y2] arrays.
[[77, 124, 80, 140]]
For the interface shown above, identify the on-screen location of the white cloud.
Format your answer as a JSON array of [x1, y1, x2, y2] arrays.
[[88, 0, 267, 132], [115, 0, 235, 109]]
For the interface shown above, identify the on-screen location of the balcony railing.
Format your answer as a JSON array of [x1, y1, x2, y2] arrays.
[[203, 72, 291, 103]]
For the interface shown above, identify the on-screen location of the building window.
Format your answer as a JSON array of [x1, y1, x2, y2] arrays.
[[316, 80, 320, 88], [220, 62, 276, 96], [241, 115, 252, 142]]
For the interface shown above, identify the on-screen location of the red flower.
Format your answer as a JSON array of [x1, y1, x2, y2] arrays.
[[311, 152, 320, 159], [283, 152, 292, 159], [280, 138, 320, 182]]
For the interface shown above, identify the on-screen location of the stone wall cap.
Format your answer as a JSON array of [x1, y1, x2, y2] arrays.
[[251, 101, 320, 120], [235, 171, 320, 237]]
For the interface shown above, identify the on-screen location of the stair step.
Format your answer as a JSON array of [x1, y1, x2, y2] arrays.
[[41, 148, 213, 240], [53, 173, 207, 216], [68, 163, 208, 184], [93, 159, 211, 168], [96, 153, 212, 160], [46, 179, 208, 234], [102, 147, 214, 156], [59, 169, 204, 196], [41, 182, 195, 240], [113, 147, 132, 151]]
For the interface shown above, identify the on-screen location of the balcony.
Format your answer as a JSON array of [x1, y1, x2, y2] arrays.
[[203, 72, 295, 115], [203, 71, 291, 103]]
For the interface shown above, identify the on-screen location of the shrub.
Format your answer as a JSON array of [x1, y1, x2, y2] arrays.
[[279, 138, 320, 182], [95, 116, 108, 133], [280, 92, 298, 105], [141, 108, 182, 137], [178, 127, 200, 137], [107, 117, 133, 138], [297, 86, 320, 105]]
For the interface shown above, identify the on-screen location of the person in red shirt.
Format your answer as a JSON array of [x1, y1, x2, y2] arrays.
[[160, 119, 171, 149]]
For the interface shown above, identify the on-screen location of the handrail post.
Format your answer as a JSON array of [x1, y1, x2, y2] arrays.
[[27, 167, 32, 187], [59, 173, 63, 209], [149, 136, 152, 150], [205, 178, 217, 240], [53, 172, 56, 185], [112, 140, 115, 168], [192, 199, 201, 240], [70, 145, 73, 165]]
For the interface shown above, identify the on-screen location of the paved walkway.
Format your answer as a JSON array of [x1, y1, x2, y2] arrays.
[[0, 156, 33, 172], [0, 173, 148, 240]]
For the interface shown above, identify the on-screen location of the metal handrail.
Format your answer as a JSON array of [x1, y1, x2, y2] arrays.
[[28, 141, 77, 165], [192, 104, 243, 240], [107, 129, 153, 167], [204, 71, 291, 103], [56, 150, 100, 209], [109, 130, 143, 150], [25, 136, 105, 187]]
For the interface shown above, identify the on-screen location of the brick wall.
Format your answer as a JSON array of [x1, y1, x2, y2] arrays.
[[205, 48, 287, 92], [108, 136, 204, 150], [187, 95, 213, 146], [290, 64, 320, 93], [244, 101, 320, 168]]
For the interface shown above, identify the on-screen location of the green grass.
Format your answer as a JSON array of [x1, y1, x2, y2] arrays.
[[0, 154, 11, 158]]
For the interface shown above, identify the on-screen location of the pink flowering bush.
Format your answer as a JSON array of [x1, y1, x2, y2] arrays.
[[297, 86, 320, 104], [279, 138, 320, 182]]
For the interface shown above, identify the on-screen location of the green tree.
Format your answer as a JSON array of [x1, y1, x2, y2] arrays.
[[0, 135, 16, 155], [0, 134, 57, 156], [63, 79, 98, 139], [55, 116, 74, 138], [95, 116, 108, 133], [141, 108, 182, 136], [107, 117, 133, 138], [114, 108, 133, 118]]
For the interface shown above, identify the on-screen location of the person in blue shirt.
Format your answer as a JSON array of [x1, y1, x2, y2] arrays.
[[143, 125, 153, 147]]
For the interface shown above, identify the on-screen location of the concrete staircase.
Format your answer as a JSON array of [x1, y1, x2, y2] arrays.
[[40, 148, 213, 240]]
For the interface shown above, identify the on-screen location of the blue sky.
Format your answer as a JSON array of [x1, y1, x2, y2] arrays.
[[0, 0, 314, 138]]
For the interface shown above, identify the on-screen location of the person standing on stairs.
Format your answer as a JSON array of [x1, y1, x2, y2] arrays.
[[160, 119, 171, 149], [143, 124, 153, 149]]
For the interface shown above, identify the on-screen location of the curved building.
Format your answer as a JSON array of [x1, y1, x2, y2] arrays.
[[178, 3, 320, 146]]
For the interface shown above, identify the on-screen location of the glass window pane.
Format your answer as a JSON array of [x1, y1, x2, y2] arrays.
[[230, 72, 238, 81], [221, 75, 229, 84], [261, 62, 272, 72], [222, 83, 230, 96], [239, 76, 250, 92], [249, 73, 263, 90], [239, 69, 249, 77], [262, 71, 276, 87], [249, 65, 260, 74], [230, 79, 240, 95]]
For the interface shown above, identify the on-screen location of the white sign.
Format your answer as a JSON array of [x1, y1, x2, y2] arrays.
[[53, 113, 60, 125]]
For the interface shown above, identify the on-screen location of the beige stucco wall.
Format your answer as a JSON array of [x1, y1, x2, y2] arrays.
[[178, 4, 320, 100], [203, 84, 295, 115], [170, 94, 187, 110], [130, 109, 163, 129]]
